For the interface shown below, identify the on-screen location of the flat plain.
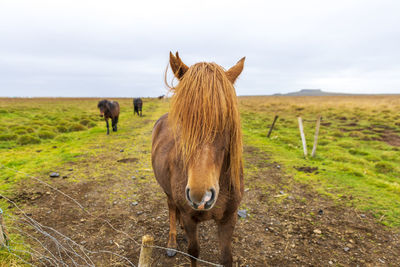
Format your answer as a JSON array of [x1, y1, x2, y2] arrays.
[[0, 95, 399, 266]]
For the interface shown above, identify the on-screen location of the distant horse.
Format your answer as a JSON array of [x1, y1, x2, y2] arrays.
[[157, 95, 165, 99], [97, 99, 120, 135], [152, 52, 245, 267], [133, 98, 143, 116]]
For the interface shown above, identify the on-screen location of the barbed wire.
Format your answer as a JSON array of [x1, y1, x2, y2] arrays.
[[1, 194, 95, 266], [0, 165, 225, 267], [0, 247, 38, 267], [147, 245, 223, 267], [0, 193, 135, 267]]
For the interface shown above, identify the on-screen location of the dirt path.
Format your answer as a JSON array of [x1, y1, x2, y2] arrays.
[[9, 105, 400, 266]]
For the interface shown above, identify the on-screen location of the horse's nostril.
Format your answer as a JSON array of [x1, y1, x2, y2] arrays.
[[209, 188, 216, 203], [186, 188, 191, 202], [204, 189, 216, 210], [186, 187, 216, 210]]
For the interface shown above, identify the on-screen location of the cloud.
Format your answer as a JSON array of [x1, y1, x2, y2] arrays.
[[0, 0, 399, 96]]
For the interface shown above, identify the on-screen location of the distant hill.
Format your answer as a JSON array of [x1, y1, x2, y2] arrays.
[[273, 89, 350, 96]]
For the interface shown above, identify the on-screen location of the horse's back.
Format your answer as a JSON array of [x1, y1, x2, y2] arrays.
[[152, 113, 175, 196]]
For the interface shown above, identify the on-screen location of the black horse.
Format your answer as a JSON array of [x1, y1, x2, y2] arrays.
[[133, 98, 143, 116], [97, 100, 120, 135]]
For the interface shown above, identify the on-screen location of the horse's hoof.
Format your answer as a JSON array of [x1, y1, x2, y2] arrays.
[[166, 249, 177, 257]]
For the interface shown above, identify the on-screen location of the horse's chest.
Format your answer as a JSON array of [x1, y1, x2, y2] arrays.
[[105, 110, 113, 118]]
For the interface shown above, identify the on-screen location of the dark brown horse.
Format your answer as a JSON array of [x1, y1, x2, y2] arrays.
[[152, 52, 245, 267], [97, 99, 120, 135], [133, 98, 143, 116]]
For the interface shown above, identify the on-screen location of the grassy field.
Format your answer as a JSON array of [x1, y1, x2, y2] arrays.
[[0, 95, 399, 265], [0, 97, 165, 265], [240, 95, 400, 227]]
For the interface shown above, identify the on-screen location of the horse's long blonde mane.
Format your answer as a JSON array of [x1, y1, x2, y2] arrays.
[[168, 62, 242, 190]]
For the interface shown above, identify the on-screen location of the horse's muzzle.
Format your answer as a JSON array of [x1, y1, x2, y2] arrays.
[[185, 188, 216, 211]]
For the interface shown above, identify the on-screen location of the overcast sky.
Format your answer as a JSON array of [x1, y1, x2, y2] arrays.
[[0, 0, 399, 97]]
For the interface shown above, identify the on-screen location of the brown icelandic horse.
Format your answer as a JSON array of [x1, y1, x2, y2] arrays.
[[97, 99, 120, 135], [152, 52, 245, 267]]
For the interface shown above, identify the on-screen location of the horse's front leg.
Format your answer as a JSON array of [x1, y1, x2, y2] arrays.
[[166, 198, 178, 257], [217, 215, 237, 267], [183, 216, 199, 267], [105, 118, 109, 135], [176, 208, 184, 229]]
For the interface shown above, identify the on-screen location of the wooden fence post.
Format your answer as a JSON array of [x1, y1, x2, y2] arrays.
[[138, 235, 154, 267], [298, 117, 308, 157], [267, 115, 279, 138], [311, 115, 321, 157], [0, 208, 9, 247]]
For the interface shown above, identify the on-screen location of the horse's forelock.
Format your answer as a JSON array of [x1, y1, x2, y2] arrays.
[[168, 62, 243, 191]]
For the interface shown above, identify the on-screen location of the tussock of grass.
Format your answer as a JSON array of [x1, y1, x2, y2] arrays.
[[37, 130, 56, 139], [0, 133, 17, 141], [54, 135, 71, 142], [79, 119, 91, 126], [375, 162, 395, 174], [17, 134, 41, 145], [87, 121, 97, 128], [69, 123, 86, 132], [14, 129, 27, 135], [56, 125, 69, 133]]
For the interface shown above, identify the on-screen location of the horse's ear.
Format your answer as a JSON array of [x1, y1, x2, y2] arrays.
[[170, 51, 189, 80], [226, 57, 245, 84]]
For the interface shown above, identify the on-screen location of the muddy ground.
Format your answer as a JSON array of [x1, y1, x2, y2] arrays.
[[7, 118, 400, 266]]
